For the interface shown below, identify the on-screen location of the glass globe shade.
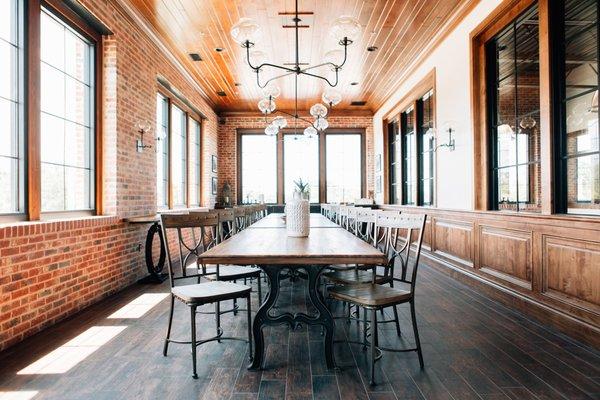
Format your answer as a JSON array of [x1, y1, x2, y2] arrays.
[[230, 18, 261, 45], [330, 15, 361, 43], [262, 82, 281, 99], [258, 98, 276, 114], [272, 116, 287, 129], [248, 50, 267, 67], [309, 103, 328, 118], [314, 117, 329, 131], [304, 126, 318, 138], [135, 120, 152, 133], [264, 124, 278, 136], [322, 89, 342, 106], [324, 49, 344, 67]]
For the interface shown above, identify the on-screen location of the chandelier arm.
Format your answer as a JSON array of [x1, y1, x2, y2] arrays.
[[271, 109, 316, 127], [299, 69, 339, 87], [256, 69, 296, 89]]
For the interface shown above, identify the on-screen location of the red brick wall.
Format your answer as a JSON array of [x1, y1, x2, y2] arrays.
[[0, 0, 219, 350], [216, 114, 374, 203]]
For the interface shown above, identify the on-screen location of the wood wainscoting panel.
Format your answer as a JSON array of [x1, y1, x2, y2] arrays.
[[423, 218, 433, 251], [543, 235, 600, 315], [478, 225, 532, 289], [432, 218, 473, 267]]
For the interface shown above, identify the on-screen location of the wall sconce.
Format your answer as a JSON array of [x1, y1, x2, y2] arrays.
[[135, 121, 152, 153], [435, 121, 456, 151]]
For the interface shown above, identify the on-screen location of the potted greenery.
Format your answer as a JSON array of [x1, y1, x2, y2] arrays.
[[293, 178, 310, 201]]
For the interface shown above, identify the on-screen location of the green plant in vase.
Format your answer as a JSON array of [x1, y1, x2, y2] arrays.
[[293, 178, 310, 201]]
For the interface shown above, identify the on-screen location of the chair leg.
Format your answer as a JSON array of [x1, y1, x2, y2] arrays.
[[190, 305, 198, 379], [215, 301, 221, 343], [163, 295, 175, 356], [410, 300, 424, 369], [362, 306, 368, 350], [370, 308, 378, 386], [257, 274, 263, 305], [233, 280, 238, 316], [246, 295, 253, 361], [392, 305, 401, 337]]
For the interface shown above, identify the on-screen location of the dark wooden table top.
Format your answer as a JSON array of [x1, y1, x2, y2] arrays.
[[249, 213, 339, 229], [199, 225, 386, 266]]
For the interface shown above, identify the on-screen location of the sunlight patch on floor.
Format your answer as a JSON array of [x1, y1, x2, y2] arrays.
[[17, 326, 127, 375], [106, 293, 169, 319], [0, 391, 39, 400]]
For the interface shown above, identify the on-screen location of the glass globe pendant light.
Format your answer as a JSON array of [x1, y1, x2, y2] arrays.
[[324, 49, 344, 70], [248, 50, 267, 68], [258, 98, 276, 114], [330, 15, 361, 45], [322, 89, 342, 107], [272, 115, 287, 129], [310, 103, 328, 118], [304, 126, 318, 138], [264, 124, 278, 136], [262, 82, 281, 99], [230, 18, 261, 46], [314, 117, 329, 131]]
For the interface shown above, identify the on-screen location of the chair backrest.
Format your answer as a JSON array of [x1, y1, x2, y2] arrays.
[[160, 212, 220, 287], [337, 205, 349, 226], [233, 206, 246, 230], [329, 204, 340, 221], [354, 209, 379, 244], [217, 209, 236, 242], [346, 206, 358, 231], [375, 212, 426, 293]]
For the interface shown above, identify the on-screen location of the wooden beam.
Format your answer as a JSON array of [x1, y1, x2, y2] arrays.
[[27, 0, 41, 221]]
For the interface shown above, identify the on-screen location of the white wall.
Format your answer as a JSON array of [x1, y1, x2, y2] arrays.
[[373, 0, 504, 210]]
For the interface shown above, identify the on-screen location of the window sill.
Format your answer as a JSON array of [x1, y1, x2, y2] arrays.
[[0, 214, 118, 229]]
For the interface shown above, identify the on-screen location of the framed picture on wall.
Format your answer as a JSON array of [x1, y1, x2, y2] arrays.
[[376, 154, 382, 172], [212, 177, 218, 195], [211, 155, 218, 173], [376, 175, 382, 194]]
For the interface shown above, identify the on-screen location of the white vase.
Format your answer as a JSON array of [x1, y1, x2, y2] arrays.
[[285, 199, 310, 237]]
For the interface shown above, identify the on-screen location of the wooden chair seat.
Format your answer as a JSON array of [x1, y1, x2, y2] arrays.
[[323, 269, 391, 285], [172, 281, 251, 304], [328, 284, 411, 307], [201, 265, 261, 280]]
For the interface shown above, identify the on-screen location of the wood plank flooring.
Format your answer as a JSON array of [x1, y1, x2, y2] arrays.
[[0, 264, 598, 400]]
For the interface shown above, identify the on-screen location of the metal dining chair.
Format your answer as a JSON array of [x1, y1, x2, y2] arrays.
[[328, 212, 427, 385], [195, 209, 263, 308], [160, 212, 253, 379]]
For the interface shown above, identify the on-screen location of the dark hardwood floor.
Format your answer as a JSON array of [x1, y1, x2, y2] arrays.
[[0, 264, 598, 400]]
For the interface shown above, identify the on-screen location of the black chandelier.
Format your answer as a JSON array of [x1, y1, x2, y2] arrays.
[[230, 0, 361, 137]]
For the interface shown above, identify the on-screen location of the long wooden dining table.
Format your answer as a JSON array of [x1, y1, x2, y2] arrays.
[[199, 213, 387, 370]]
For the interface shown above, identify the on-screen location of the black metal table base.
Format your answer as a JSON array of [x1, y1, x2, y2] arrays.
[[249, 264, 336, 370]]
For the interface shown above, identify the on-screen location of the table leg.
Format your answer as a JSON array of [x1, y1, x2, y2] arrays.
[[248, 265, 280, 370], [248, 265, 336, 371], [305, 265, 336, 369]]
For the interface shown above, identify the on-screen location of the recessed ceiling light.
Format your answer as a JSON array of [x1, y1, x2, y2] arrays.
[[217, 91, 227, 96], [234, 82, 242, 87], [367, 46, 378, 52], [215, 47, 224, 52], [350, 81, 359, 86], [189, 53, 202, 61]]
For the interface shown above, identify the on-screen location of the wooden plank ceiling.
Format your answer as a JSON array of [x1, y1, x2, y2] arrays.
[[127, 0, 471, 113]]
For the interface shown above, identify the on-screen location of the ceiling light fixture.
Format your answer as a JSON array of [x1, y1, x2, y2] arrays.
[[230, 0, 360, 137]]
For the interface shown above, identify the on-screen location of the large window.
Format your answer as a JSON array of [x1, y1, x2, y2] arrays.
[[326, 133, 362, 203], [240, 133, 277, 203], [385, 73, 435, 206], [189, 117, 201, 206], [155, 90, 202, 209], [486, 4, 541, 213], [284, 134, 319, 203], [401, 107, 417, 205], [388, 120, 401, 204], [418, 91, 435, 206], [156, 94, 169, 208], [171, 104, 187, 207], [557, 0, 599, 215], [0, 0, 23, 214]]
